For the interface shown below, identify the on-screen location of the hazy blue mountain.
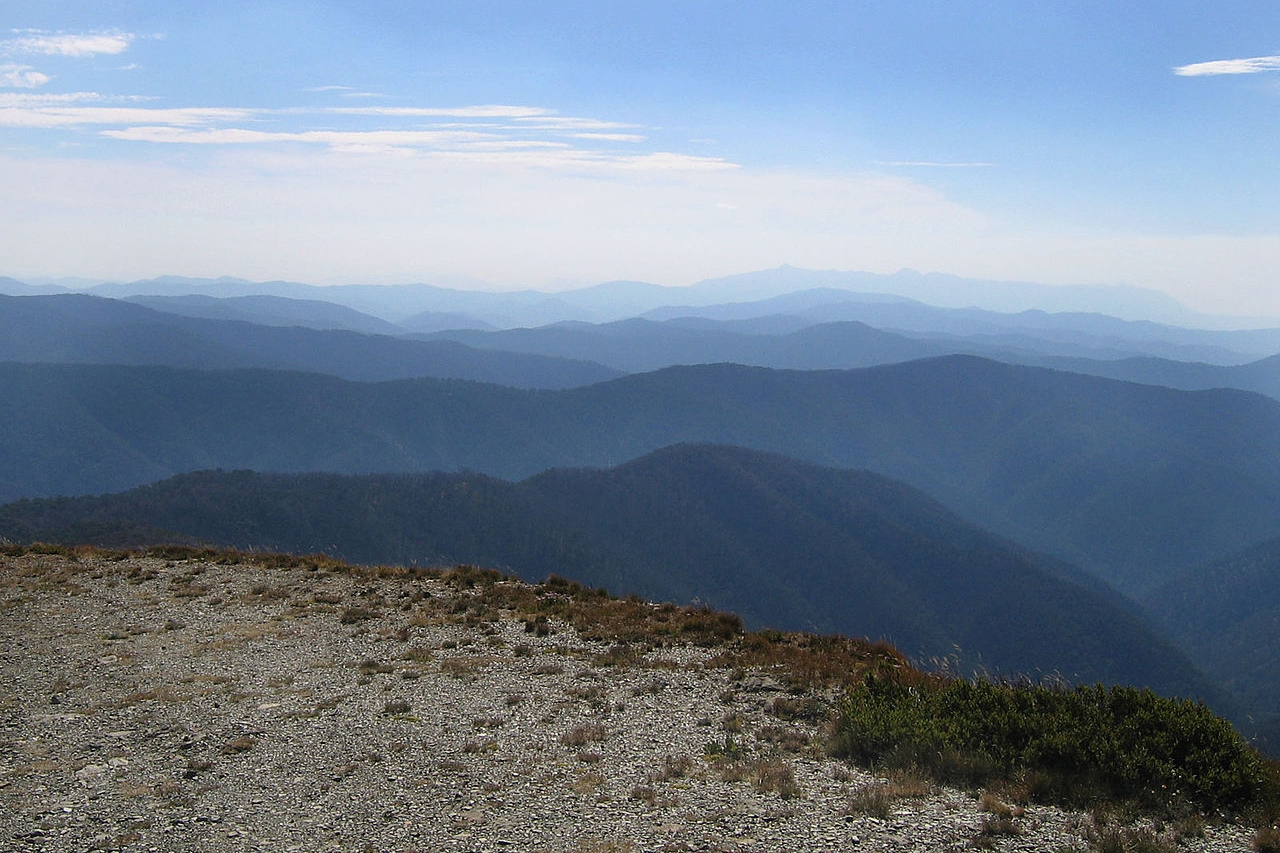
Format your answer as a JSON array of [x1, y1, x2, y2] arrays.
[[1034, 353, 1280, 401], [125, 294, 406, 335], [396, 311, 497, 333], [0, 443, 1227, 713], [681, 266, 1220, 325], [0, 294, 619, 389], [74, 266, 1274, 333], [647, 292, 1280, 363], [88, 275, 606, 326], [0, 276, 71, 296], [3, 356, 1279, 595], [426, 318, 946, 373], [421, 315, 1280, 398]]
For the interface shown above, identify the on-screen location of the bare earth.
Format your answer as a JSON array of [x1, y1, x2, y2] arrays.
[[0, 551, 1255, 852]]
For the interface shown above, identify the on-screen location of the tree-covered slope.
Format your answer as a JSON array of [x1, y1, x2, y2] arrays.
[[0, 444, 1225, 711], [4, 356, 1280, 593], [1140, 536, 1280, 723]]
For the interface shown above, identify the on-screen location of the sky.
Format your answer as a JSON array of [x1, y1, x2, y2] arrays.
[[2, 1, 1280, 314]]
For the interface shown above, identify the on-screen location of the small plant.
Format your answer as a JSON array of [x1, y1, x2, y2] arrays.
[[703, 732, 744, 759], [753, 759, 800, 799], [979, 791, 1022, 820], [524, 615, 553, 636], [1084, 826, 1178, 853], [560, 723, 607, 746], [975, 814, 1022, 842], [754, 724, 810, 753], [220, 735, 256, 754], [767, 694, 828, 722], [720, 712, 744, 733], [183, 758, 213, 778], [654, 754, 696, 781], [593, 642, 646, 668], [339, 606, 379, 624], [843, 783, 894, 819], [569, 772, 605, 795], [383, 699, 411, 715], [629, 785, 657, 806], [1255, 826, 1280, 853]]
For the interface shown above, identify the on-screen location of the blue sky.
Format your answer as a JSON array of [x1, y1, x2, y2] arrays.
[[3, 2, 1279, 314]]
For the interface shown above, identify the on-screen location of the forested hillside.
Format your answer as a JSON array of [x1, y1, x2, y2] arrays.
[[0, 443, 1226, 713], [4, 357, 1280, 594]]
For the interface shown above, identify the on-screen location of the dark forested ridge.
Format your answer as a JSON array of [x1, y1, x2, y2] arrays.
[[5, 356, 1280, 595], [1140, 537, 1280, 719], [0, 294, 619, 388], [0, 443, 1227, 715]]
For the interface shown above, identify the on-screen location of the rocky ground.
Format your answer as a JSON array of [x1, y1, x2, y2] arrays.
[[0, 549, 1257, 852]]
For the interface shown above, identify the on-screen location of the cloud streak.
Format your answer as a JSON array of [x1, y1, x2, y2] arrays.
[[0, 104, 256, 129], [1173, 55, 1280, 76], [3, 30, 136, 58], [875, 161, 994, 168], [0, 89, 695, 169], [0, 64, 49, 88]]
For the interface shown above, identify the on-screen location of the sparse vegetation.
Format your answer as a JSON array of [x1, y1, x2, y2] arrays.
[[1255, 825, 1280, 852], [560, 723, 607, 746], [752, 759, 800, 799], [843, 783, 896, 819], [5, 543, 1277, 849]]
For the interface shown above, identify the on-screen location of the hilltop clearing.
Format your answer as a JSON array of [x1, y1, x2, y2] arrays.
[[0, 547, 1268, 852]]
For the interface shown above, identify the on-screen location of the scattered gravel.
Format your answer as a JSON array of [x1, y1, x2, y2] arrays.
[[0, 552, 1256, 852]]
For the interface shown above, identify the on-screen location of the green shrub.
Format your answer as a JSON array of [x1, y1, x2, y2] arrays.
[[830, 674, 1276, 815]]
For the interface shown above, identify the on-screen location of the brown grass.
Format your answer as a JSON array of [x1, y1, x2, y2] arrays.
[[560, 723, 607, 746]]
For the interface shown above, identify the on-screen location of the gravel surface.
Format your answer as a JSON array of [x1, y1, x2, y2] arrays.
[[0, 551, 1256, 852]]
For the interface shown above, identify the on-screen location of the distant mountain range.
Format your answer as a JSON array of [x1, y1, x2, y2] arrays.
[[9, 265, 1280, 335], [0, 443, 1228, 717], [0, 294, 618, 389], [4, 356, 1279, 598], [6, 266, 1280, 747], [5, 293, 1280, 402]]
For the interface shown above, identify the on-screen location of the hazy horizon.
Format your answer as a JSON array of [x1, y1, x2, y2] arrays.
[[3, 3, 1279, 315]]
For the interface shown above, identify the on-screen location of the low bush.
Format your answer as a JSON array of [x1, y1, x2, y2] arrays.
[[830, 673, 1279, 816]]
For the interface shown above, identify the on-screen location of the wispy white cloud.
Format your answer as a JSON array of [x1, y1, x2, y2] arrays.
[[0, 91, 145, 107], [875, 161, 994, 168], [608, 152, 737, 171], [101, 126, 514, 148], [1173, 55, 1280, 76], [326, 105, 553, 118], [0, 105, 256, 129], [304, 85, 388, 99], [0, 63, 49, 88], [95, 124, 734, 172], [4, 30, 135, 58], [515, 115, 640, 131], [567, 132, 646, 142]]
